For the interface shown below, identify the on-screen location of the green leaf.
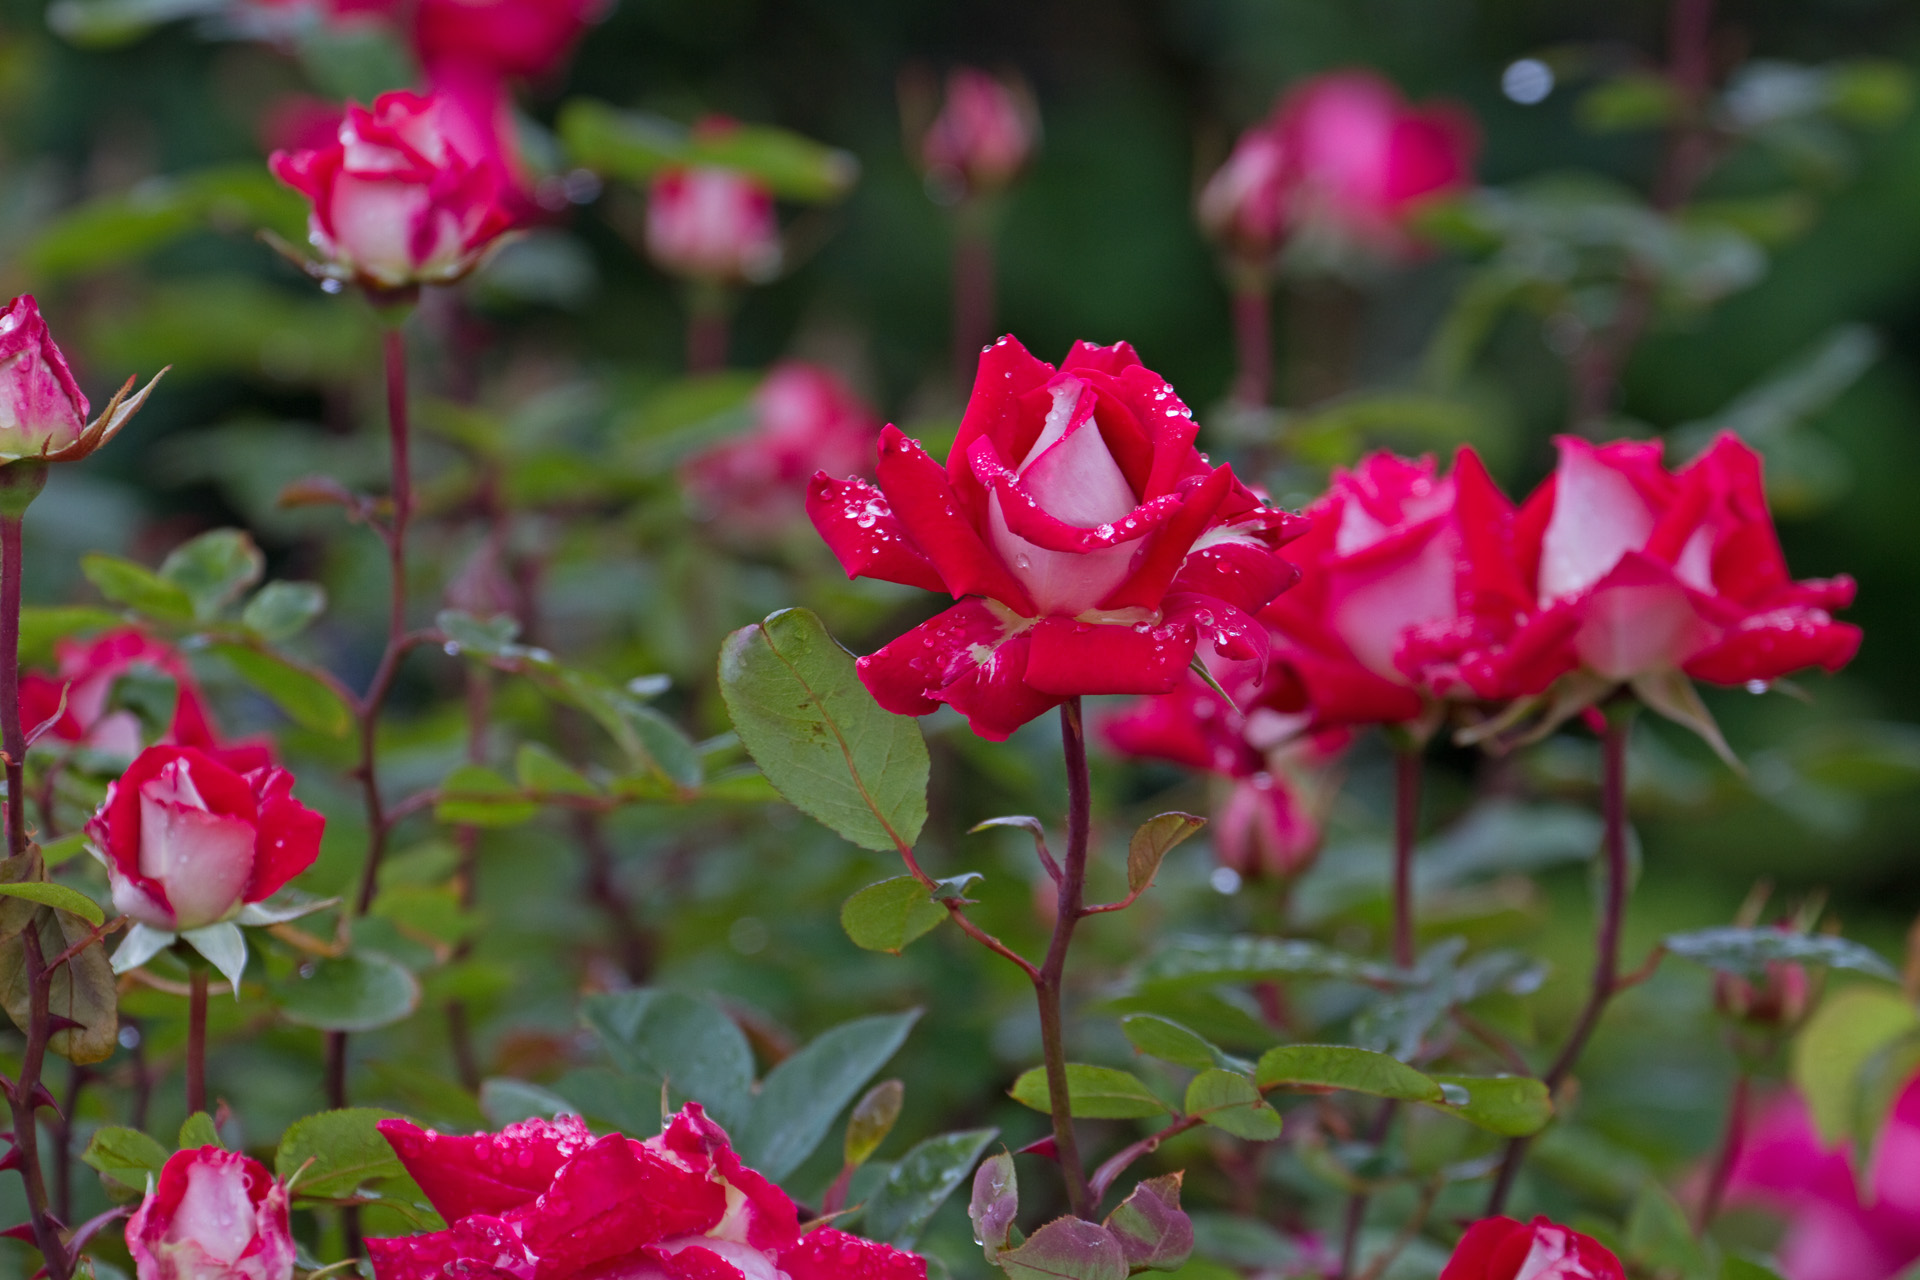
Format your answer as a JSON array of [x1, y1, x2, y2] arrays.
[[1010, 1064, 1170, 1120], [1122, 1015, 1240, 1072], [19, 166, 306, 278], [160, 529, 264, 622], [737, 1010, 921, 1182], [19, 607, 121, 666], [242, 581, 327, 642], [1791, 986, 1920, 1144], [718, 608, 929, 854], [479, 1078, 581, 1128], [435, 765, 539, 827], [1428, 1074, 1555, 1136], [0, 882, 104, 927], [1184, 1070, 1282, 1141], [1722, 1257, 1790, 1280], [179, 1112, 222, 1150], [1627, 1179, 1711, 1276], [437, 610, 520, 656], [581, 988, 753, 1129], [558, 100, 858, 202], [998, 1217, 1130, 1280], [0, 904, 118, 1063], [1128, 936, 1393, 992], [841, 877, 947, 955], [211, 644, 353, 737], [82, 1126, 170, 1200], [515, 743, 599, 798], [1665, 927, 1897, 981], [844, 1079, 904, 1167], [1254, 1045, 1444, 1103], [273, 953, 421, 1032], [82, 553, 194, 622], [1129, 813, 1205, 896], [275, 1108, 407, 1199], [37, 834, 89, 868], [863, 1127, 999, 1250]]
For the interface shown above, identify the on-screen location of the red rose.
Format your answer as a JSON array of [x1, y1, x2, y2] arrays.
[[1439, 1216, 1625, 1280], [1453, 433, 1859, 699], [1263, 447, 1526, 727], [807, 335, 1305, 740], [682, 362, 880, 539], [920, 67, 1038, 196], [646, 159, 782, 284], [127, 1148, 296, 1280], [86, 746, 325, 932], [269, 90, 518, 290], [368, 1105, 926, 1280]]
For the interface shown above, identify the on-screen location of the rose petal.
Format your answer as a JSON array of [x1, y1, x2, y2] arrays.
[[804, 474, 946, 593]]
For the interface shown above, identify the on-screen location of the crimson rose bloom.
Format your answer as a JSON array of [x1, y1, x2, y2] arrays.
[[1263, 447, 1526, 727], [270, 90, 517, 291], [126, 1147, 296, 1280], [86, 746, 325, 932], [1446, 433, 1859, 699], [808, 336, 1305, 740], [1439, 1216, 1625, 1280], [368, 1105, 926, 1280]]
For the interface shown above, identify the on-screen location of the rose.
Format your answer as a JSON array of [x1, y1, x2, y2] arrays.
[[1197, 120, 1291, 265], [368, 1104, 927, 1280], [683, 362, 879, 539], [646, 160, 782, 284], [1263, 447, 1526, 728], [0, 294, 162, 465], [1273, 69, 1477, 255], [86, 745, 326, 932], [1449, 434, 1860, 702], [126, 1147, 296, 1280], [413, 0, 598, 81], [920, 67, 1037, 196], [1438, 1216, 1625, 1280], [269, 90, 518, 291], [807, 335, 1305, 740]]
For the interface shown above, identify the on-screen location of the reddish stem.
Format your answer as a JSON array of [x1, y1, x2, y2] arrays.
[[1230, 279, 1273, 408], [1392, 746, 1422, 969], [186, 968, 208, 1117], [1697, 1070, 1750, 1232], [1036, 699, 1095, 1219], [952, 220, 996, 388], [688, 301, 729, 375], [2, 515, 25, 858]]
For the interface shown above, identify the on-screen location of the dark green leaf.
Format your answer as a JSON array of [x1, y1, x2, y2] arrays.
[[437, 610, 520, 657], [841, 877, 946, 955], [863, 1127, 998, 1250], [1121, 1015, 1238, 1072], [1009, 1064, 1170, 1120], [20, 166, 306, 278], [737, 1010, 920, 1181], [1184, 1070, 1282, 1141], [559, 100, 858, 202], [1129, 813, 1205, 896], [435, 765, 539, 827], [82, 554, 194, 622], [480, 1078, 581, 1128], [998, 1217, 1129, 1280], [160, 529, 264, 621], [82, 1126, 169, 1200], [1627, 1179, 1711, 1275], [0, 882, 104, 927], [242, 581, 327, 642], [211, 644, 353, 737], [1254, 1045, 1443, 1103], [273, 953, 421, 1032], [718, 608, 929, 854], [1427, 1074, 1554, 1136], [276, 1108, 407, 1198], [515, 743, 599, 798], [1665, 926, 1897, 981], [1722, 1257, 1790, 1280], [581, 988, 753, 1129]]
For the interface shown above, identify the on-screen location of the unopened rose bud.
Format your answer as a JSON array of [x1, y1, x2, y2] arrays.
[[0, 295, 164, 470], [1197, 122, 1291, 266], [1215, 773, 1323, 881], [127, 1148, 296, 1280], [645, 162, 782, 285], [920, 67, 1037, 197], [1714, 958, 1812, 1030]]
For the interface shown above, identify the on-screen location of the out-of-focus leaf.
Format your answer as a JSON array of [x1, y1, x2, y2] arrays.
[[514, 744, 599, 798], [1578, 72, 1683, 132], [1792, 986, 1920, 1144], [1129, 813, 1204, 895], [19, 607, 121, 665], [22, 168, 306, 281], [559, 100, 858, 202], [719, 608, 929, 854], [435, 765, 539, 828], [83, 1126, 169, 1201], [211, 644, 353, 737], [273, 953, 421, 1032], [1353, 943, 1544, 1060], [737, 1010, 920, 1182], [275, 1108, 407, 1199], [1666, 927, 1896, 981], [1184, 1070, 1282, 1140], [82, 554, 194, 622], [1254, 1045, 1443, 1103], [998, 1217, 1129, 1280], [159, 529, 264, 621], [1122, 1014, 1245, 1073], [1010, 1064, 1170, 1119], [242, 582, 327, 642], [47, 0, 220, 46], [840, 877, 947, 954], [1627, 1179, 1712, 1276], [844, 1079, 904, 1167], [88, 278, 374, 386], [1126, 936, 1396, 992], [863, 1127, 998, 1250], [479, 1078, 580, 1128], [581, 988, 753, 1129], [1827, 59, 1913, 126]]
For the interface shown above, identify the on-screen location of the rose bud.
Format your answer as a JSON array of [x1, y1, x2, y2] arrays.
[[369, 1104, 927, 1280], [126, 1147, 296, 1280], [86, 745, 326, 932], [1197, 120, 1291, 266], [1439, 1216, 1625, 1280], [920, 67, 1038, 197], [645, 161, 782, 285], [807, 336, 1307, 741], [269, 89, 518, 293], [1216, 773, 1324, 881], [0, 295, 165, 468]]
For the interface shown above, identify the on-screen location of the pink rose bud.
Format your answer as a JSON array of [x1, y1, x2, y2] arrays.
[[1197, 122, 1291, 265], [807, 335, 1307, 741], [86, 745, 325, 932], [1439, 1215, 1626, 1280], [0, 295, 164, 467], [645, 160, 782, 284], [369, 1105, 927, 1280], [269, 89, 519, 291], [921, 67, 1038, 196], [1216, 773, 1324, 880], [126, 1147, 296, 1280]]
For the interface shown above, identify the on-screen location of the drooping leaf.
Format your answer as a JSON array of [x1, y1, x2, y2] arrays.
[[737, 1010, 920, 1181], [1428, 1074, 1555, 1136], [159, 529, 264, 622], [1129, 813, 1205, 895], [1254, 1045, 1443, 1103], [82, 1126, 170, 1201], [1104, 1173, 1194, 1272], [840, 877, 947, 954], [1665, 927, 1897, 981], [862, 1127, 999, 1250], [272, 953, 421, 1032], [844, 1079, 905, 1168], [997, 1216, 1130, 1280], [435, 765, 540, 828], [1009, 1064, 1170, 1120], [581, 988, 753, 1129], [211, 644, 353, 737], [969, 1149, 1019, 1264], [1184, 1070, 1282, 1141], [0, 907, 118, 1063], [81, 554, 194, 622], [718, 608, 929, 854], [275, 1108, 407, 1199]]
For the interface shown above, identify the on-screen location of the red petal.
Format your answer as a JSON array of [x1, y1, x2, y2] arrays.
[[780, 1229, 928, 1280], [875, 427, 1035, 613], [1099, 466, 1233, 610], [1023, 616, 1196, 696], [515, 1134, 727, 1277], [948, 335, 1056, 511], [1437, 1216, 1526, 1280], [1173, 536, 1302, 616], [1684, 610, 1861, 685], [1272, 646, 1424, 727], [366, 1215, 532, 1280], [245, 768, 326, 903], [856, 600, 1028, 719], [378, 1116, 591, 1220], [805, 474, 947, 593]]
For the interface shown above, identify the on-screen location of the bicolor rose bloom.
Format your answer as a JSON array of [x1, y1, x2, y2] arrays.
[[368, 1105, 927, 1280], [646, 161, 782, 284], [921, 67, 1037, 195], [807, 336, 1306, 740], [126, 1147, 296, 1280], [269, 90, 518, 290], [1197, 120, 1291, 266], [0, 294, 162, 465], [1447, 433, 1859, 700], [683, 362, 879, 539], [1438, 1216, 1625, 1280], [87, 746, 325, 932], [1262, 447, 1527, 728], [1273, 69, 1477, 255], [1723, 1071, 1920, 1280]]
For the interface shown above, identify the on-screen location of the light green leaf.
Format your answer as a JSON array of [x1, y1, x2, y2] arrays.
[[272, 953, 421, 1032], [1122, 1015, 1242, 1073], [1427, 1074, 1555, 1136], [1792, 986, 1920, 1144], [1129, 813, 1205, 896], [160, 529, 264, 622], [863, 1127, 999, 1250], [211, 644, 353, 737], [718, 608, 929, 854], [0, 881, 105, 927], [1185, 1070, 1282, 1141], [844, 1079, 904, 1168], [275, 1108, 406, 1199], [435, 765, 539, 827], [515, 743, 599, 797], [242, 581, 327, 642], [1010, 1064, 1171, 1120], [841, 877, 947, 955], [181, 922, 248, 996], [82, 1126, 169, 1201], [1254, 1045, 1444, 1103], [737, 1010, 920, 1181], [81, 554, 194, 622], [179, 1112, 221, 1150]]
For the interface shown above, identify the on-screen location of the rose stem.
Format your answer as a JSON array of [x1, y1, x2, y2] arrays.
[[1486, 705, 1636, 1213], [1229, 276, 1272, 408], [1035, 698, 1096, 1219], [329, 319, 418, 1111], [951, 205, 995, 388], [687, 284, 729, 375], [2, 512, 26, 859], [1696, 1069, 1750, 1233], [1337, 743, 1424, 1278], [186, 967, 209, 1116]]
